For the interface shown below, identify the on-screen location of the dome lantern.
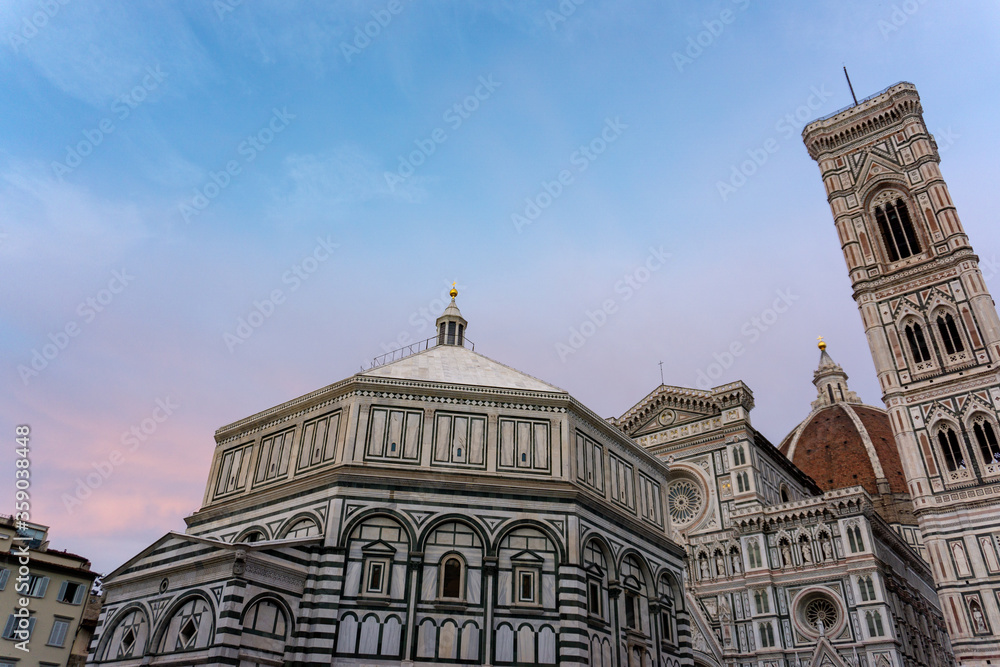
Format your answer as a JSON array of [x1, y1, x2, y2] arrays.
[[435, 283, 468, 347]]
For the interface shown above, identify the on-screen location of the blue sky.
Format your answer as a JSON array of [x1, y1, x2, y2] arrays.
[[2, 1, 999, 573]]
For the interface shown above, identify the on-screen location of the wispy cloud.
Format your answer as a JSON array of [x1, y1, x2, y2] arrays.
[[1, 1, 216, 108], [269, 147, 424, 222]]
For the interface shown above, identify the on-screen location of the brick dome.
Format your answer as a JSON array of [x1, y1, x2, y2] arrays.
[[779, 403, 908, 495]]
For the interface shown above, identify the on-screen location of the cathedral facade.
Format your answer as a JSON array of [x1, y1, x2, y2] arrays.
[[86, 82, 999, 667]]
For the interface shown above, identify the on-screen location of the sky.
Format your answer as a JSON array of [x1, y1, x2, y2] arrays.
[[2, 1, 1000, 575]]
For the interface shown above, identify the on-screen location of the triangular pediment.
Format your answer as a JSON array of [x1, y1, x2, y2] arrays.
[[615, 385, 723, 437], [510, 549, 544, 563], [809, 636, 849, 667], [103, 532, 234, 582], [858, 152, 903, 184], [361, 539, 397, 554]]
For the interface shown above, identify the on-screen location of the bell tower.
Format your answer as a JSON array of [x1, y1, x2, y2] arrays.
[[803, 82, 1000, 664]]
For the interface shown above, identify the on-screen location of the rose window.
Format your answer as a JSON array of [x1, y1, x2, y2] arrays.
[[667, 479, 703, 525], [804, 597, 839, 633]]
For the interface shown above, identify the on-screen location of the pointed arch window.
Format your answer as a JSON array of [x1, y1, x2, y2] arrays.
[[904, 323, 932, 363], [874, 197, 920, 261], [733, 446, 746, 466], [937, 427, 966, 472], [937, 313, 965, 355], [754, 589, 770, 614], [759, 622, 775, 647], [858, 575, 876, 601], [973, 419, 1000, 465], [747, 540, 763, 569], [866, 610, 885, 637], [847, 524, 865, 553]]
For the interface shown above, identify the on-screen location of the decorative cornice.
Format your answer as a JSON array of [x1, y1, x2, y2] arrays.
[[854, 249, 978, 300]]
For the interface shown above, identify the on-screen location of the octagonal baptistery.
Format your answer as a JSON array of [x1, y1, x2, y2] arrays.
[[779, 342, 923, 558], [89, 292, 693, 667]]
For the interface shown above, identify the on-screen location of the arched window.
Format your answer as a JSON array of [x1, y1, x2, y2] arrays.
[[847, 525, 865, 553], [754, 589, 770, 614], [904, 323, 932, 363], [874, 196, 920, 261], [658, 574, 676, 643], [157, 597, 214, 653], [937, 427, 966, 472], [736, 471, 750, 493], [98, 609, 149, 660], [237, 529, 265, 543], [242, 598, 288, 639], [973, 419, 1000, 465], [937, 313, 965, 354], [858, 575, 876, 601], [440, 556, 464, 600], [733, 446, 746, 466], [620, 556, 648, 633], [283, 518, 320, 539], [779, 485, 790, 503], [583, 540, 609, 621], [866, 610, 885, 637], [748, 540, 762, 569], [759, 622, 775, 647]]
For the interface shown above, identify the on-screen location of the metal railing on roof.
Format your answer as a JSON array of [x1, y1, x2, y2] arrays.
[[364, 334, 475, 371], [811, 80, 910, 124]]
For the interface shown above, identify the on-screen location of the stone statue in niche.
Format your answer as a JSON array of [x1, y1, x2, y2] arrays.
[[821, 535, 834, 561], [971, 602, 988, 633], [699, 557, 710, 580], [800, 540, 812, 564], [780, 541, 792, 568], [730, 550, 742, 573], [716, 553, 726, 577]]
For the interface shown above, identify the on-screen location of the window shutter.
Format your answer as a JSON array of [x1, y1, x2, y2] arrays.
[[73, 584, 86, 605], [48, 619, 69, 647], [27, 617, 36, 638], [0, 569, 9, 591], [57, 581, 69, 603], [2, 615, 15, 639], [36, 576, 50, 598]]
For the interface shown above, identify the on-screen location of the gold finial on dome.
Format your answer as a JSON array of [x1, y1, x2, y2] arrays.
[[817, 335, 826, 351], [450, 282, 458, 299]]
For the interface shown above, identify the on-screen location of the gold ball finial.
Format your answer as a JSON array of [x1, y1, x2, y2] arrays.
[[817, 335, 826, 351], [450, 282, 458, 299]]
